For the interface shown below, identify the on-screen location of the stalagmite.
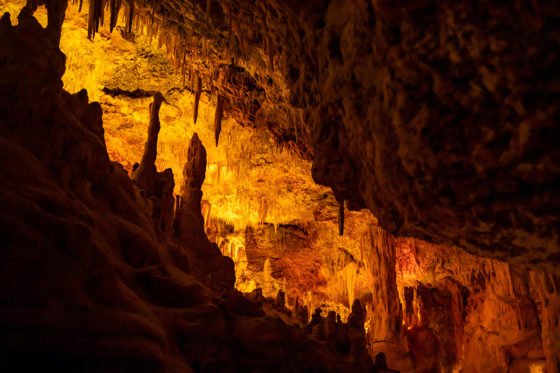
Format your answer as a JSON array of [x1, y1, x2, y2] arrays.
[[130, 93, 174, 240], [193, 75, 202, 124], [276, 289, 285, 308], [132, 93, 164, 188], [174, 133, 207, 239], [214, 95, 225, 147], [173, 133, 234, 291], [325, 311, 337, 342]]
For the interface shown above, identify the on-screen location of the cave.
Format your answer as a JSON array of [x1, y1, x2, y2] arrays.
[[0, 0, 558, 372]]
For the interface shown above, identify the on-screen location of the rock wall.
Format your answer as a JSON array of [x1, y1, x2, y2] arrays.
[[257, 0, 560, 270], [396, 239, 559, 372]]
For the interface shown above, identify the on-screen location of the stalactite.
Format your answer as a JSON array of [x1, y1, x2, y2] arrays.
[[109, 0, 121, 32], [126, 0, 134, 34], [193, 75, 202, 124], [151, 19, 158, 43], [157, 26, 164, 49], [338, 199, 344, 236], [364, 226, 402, 347], [258, 197, 268, 223], [181, 51, 187, 87], [175, 195, 181, 212], [87, 0, 105, 40], [202, 38, 208, 59], [214, 95, 225, 147]]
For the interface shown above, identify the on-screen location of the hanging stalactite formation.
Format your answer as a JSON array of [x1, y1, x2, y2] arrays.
[[87, 0, 103, 39], [214, 95, 225, 147], [193, 75, 202, 124], [126, 0, 134, 34], [108, 0, 121, 32], [85, 0, 129, 39]]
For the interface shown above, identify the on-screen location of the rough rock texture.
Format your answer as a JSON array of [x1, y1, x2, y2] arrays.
[[396, 239, 559, 372], [0, 6, 371, 371], [128, 0, 560, 270], [267, 0, 560, 270]]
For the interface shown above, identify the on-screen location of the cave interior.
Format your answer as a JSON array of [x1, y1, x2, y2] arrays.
[[0, 0, 559, 372]]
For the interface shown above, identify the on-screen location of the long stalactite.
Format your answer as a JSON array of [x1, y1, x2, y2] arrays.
[[214, 95, 225, 147]]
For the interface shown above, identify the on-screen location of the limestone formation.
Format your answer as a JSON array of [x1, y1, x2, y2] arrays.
[[193, 74, 202, 123], [127, 0, 559, 271], [0, 1, 558, 372], [214, 94, 225, 146], [0, 10, 361, 370], [131, 92, 164, 188], [131, 93, 175, 240], [174, 133, 207, 239]]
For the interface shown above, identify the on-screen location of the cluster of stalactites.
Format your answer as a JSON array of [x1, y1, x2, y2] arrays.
[[74, 0, 131, 39], [77, 0, 252, 149]]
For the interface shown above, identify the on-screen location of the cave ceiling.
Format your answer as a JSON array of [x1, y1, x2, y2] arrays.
[[4, 0, 559, 271], [131, 0, 560, 271]]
